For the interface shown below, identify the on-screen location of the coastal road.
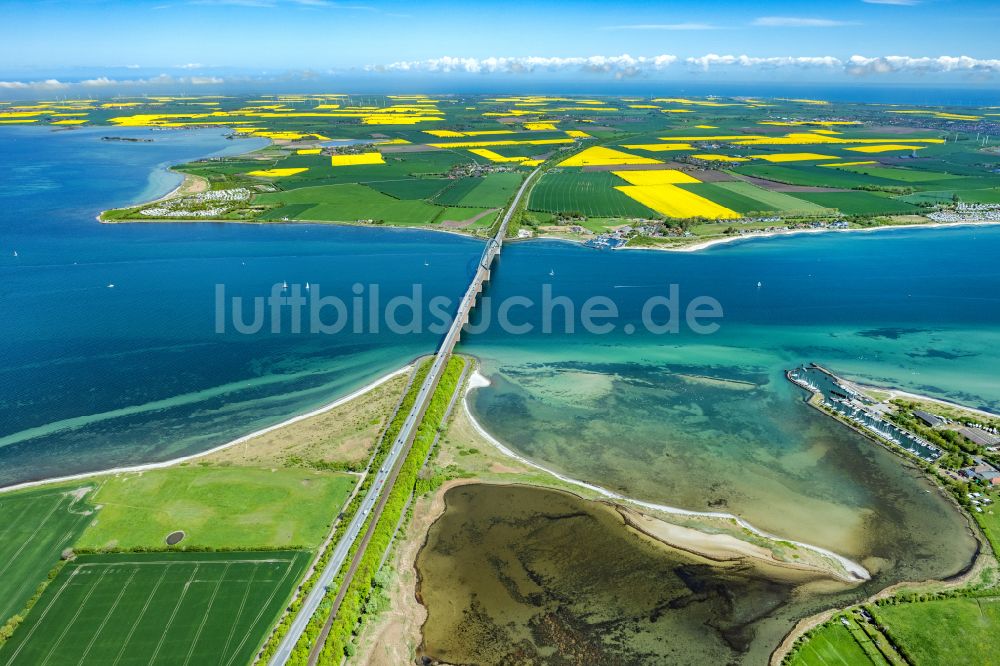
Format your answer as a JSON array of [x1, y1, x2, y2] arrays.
[[268, 167, 540, 666]]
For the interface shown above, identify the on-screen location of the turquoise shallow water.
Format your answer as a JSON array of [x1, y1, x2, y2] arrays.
[[0, 126, 483, 486], [461, 231, 999, 579], [1, 125, 995, 589]]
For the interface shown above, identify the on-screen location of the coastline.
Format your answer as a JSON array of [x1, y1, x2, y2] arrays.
[[101, 214, 493, 243], [622, 219, 1000, 253], [852, 381, 1000, 420], [770, 537, 995, 666], [0, 364, 412, 495], [461, 368, 871, 583], [98, 138, 999, 252]]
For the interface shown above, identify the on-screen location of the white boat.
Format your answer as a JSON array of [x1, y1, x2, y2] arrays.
[[424, 260, 430, 267], [107, 283, 115, 289], [756, 281, 762, 288], [282, 280, 289, 290], [305, 282, 310, 291], [12, 250, 17, 257], [549, 269, 555, 277]]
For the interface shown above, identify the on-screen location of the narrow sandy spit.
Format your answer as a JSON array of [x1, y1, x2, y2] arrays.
[[461, 368, 871, 581], [0, 365, 412, 495]]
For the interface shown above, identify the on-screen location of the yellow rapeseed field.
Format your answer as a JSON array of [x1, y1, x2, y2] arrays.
[[558, 146, 661, 167], [777, 98, 829, 105], [819, 161, 878, 167], [846, 144, 926, 153], [246, 168, 309, 177], [759, 120, 861, 127], [462, 130, 517, 136], [890, 110, 982, 121], [524, 122, 558, 131], [622, 143, 694, 152], [468, 149, 527, 163], [296, 148, 322, 155], [690, 154, 749, 162], [330, 152, 385, 166], [756, 153, 840, 162], [612, 170, 701, 185], [428, 138, 573, 149], [652, 98, 739, 107], [616, 185, 740, 219]]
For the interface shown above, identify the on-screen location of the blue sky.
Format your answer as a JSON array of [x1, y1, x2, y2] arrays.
[[2, 0, 999, 93]]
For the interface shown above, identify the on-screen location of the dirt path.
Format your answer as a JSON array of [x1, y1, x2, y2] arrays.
[[439, 207, 499, 228]]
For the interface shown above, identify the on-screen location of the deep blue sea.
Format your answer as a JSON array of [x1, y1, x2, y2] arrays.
[[2, 119, 999, 578], [0, 126, 483, 485]]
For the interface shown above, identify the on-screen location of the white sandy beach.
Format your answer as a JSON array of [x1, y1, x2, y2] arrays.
[[460, 367, 871, 582], [0, 364, 412, 495], [628, 219, 1000, 253]]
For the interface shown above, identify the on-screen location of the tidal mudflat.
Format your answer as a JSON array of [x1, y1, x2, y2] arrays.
[[417, 484, 868, 664]]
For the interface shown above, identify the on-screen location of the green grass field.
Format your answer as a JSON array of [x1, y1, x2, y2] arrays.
[[452, 172, 522, 207], [434, 206, 494, 225], [366, 177, 450, 200], [872, 597, 1000, 666], [256, 183, 444, 225], [433, 176, 485, 205], [713, 181, 833, 214], [735, 164, 899, 189], [834, 165, 962, 183], [0, 486, 94, 625], [793, 192, 920, 215], [529, 170, 658, 217], [973, 492, 1000, 556], [788, 620, 883, 666], [76, 466, 354, 550], [0, 550, 309, 666]]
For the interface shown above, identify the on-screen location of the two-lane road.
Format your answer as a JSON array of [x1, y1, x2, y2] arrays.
[[268, 167, 540, 666]]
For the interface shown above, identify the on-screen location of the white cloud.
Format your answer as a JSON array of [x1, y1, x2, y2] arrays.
[[367, 53, 1000, 78], [189, 75, 225, 84], [176, 63, 204, 69], [0, 74, 226, 92], [862, 0, 920, 5], [0, 79, 69, 90], [685, 54, 842, 70], [752, 16, 855, 27], [847, 55, 1000, 75], [372, 54, 678, 77]]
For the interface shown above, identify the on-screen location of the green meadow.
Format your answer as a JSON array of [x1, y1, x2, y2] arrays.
[[76, 466, 354, 550], [0, 486, 95, 625]]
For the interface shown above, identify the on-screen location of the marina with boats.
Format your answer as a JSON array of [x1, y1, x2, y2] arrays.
[[788, 363, 943, 462]]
